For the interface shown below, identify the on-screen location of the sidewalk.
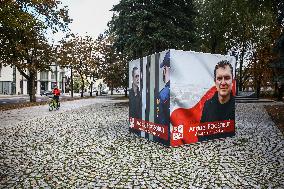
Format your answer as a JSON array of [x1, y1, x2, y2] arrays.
[[0, 93, 94, 100], [0, 100, 283, 188], [0, 94, 29, 99]]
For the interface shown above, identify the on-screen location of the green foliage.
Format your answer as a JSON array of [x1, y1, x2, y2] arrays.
[[58, 35, 97, 96], [58, 35, 96, 71], [194, 0, 230, 53], [194, 0, 276, 92], [109, 0, 197, 59], [73, 77, 83, 93], [0, 0, 71, 101], [95, 34, 128, 90], [194, 0, 275, 54], [0, 0, 71, 65]]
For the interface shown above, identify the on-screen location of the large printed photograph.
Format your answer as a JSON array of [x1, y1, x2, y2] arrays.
[[170, 50, 236, 146], [129, 51, 170, 145], [129, 50, 235, 147], [153, 51, 170, 145], [129, 59, 142, 136]]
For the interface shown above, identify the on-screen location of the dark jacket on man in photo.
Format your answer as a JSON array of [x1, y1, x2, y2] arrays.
[[199, 91, 235, 141], [129, 87, 142, 136], [200, 92, 235, 123], [129, 88, 142, 119], [157, 81, 170, 126]]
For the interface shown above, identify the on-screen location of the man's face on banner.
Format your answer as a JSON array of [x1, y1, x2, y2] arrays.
[[215, 65, 233, 98], [133, 69, 140, 87]]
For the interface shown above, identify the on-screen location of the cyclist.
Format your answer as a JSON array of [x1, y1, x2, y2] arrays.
[[52, 85, 61, 107]]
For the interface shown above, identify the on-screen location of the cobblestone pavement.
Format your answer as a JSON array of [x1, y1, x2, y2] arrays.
[[0, 100, 283, 188], [0, 96, 127, 127]]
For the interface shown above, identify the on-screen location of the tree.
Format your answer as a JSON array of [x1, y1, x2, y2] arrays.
[[270, 0, 284, 100], [195, 0, 276, 92], [109, 0, 197, 60], [58, 35, 97, 97], [229, 0, 275, 92], [95, 33, 128, 96], [246, 46, 275, 98], [0, 0, 71, 101], [233, 0, 284, 98], [194, 0, 231, 54]]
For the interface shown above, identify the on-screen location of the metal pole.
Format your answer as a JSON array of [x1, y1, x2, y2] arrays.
[[235, 53, 238, 96], [55, 46, 58, 88], [62, 76, 64, 93], [55, 64, 58, 87], [12, 65, 16, 94], [71, 66, 73, 98], [232, 50, 238, 96]]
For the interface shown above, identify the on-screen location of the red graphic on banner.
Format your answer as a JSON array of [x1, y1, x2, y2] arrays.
[[170, 80, 236, 146], [129, 117, 169, 140], [191, 120, 235, 136], [171, 120, 235, 146]]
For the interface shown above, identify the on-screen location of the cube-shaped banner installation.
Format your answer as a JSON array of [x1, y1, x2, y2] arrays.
[[129, 49, 236, 147]]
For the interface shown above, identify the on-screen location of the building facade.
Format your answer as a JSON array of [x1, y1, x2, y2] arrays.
[[0, 64, 14, 94], [0, 64, 67, 95], [37, 64, 67, 94]]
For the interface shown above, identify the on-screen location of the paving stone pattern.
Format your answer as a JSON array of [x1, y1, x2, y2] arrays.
[[0, 101, 283, 188]]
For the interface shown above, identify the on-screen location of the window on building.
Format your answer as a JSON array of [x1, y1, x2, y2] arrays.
[[60, 72, 65, 81], [20, 80, 23, 89], [0, 81, 12, 94], [51, 71, 55, 79], [40, 71, 48, 80]]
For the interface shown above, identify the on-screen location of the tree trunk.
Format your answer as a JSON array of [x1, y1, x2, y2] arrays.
[[71, 66, 73, 98], [124, 87, 128, 97], [111, 86, 113, 95], [210, 35, 217, 54], [277, 84, 283, 101], [211, 42, 217, 54], [256, 80, 261, 99], [16, 66, 36, 102], [80, 75, 84, 98], [28, 72, 36, 102], [274, 82, 278, 98], [90, 81, 93, 97], [137, 48, 143, 59], [153, 41, 157, 54]]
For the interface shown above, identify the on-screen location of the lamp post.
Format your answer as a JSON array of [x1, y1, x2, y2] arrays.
[[70, 66, 73, 98], [231, 50, 238, 96], [49, 64, 57, 89], [55, 46, 58, 87], [62, 75, 66, 94], [12, 65, 16, 94]]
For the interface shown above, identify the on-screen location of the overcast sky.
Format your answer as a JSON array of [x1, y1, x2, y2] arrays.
[[50, 0, 120, 43]]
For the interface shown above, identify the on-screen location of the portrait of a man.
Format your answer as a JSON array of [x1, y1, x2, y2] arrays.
[[201, 60, 235, 122], [199, 60, 235, 140], [129, 66, 142, 119], [157, 51, 170, 126]]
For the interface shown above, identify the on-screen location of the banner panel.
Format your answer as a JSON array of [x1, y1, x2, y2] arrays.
[[153, 51, 170, 145], [170, 50, 236, 146], [129, 50, 171, 145], [129, 59, 142, 136], [129, 49, 236, 147]]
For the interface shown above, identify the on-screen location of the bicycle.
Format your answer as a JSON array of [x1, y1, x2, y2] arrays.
[[48, 95, 60, 111]]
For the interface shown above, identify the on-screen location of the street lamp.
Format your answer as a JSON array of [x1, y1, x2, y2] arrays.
[[53, 45, 59, 87], [231, 49, 238, 96], [62, 75, 67, 94]]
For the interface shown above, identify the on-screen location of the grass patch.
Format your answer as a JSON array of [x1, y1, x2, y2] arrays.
[[264, 104, 284, 136]]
